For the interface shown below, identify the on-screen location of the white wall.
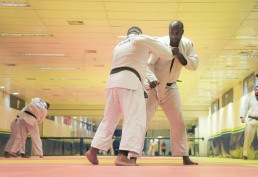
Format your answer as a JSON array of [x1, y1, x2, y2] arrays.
[[197, 116, 208, 156], [0, 92, 19, 131]]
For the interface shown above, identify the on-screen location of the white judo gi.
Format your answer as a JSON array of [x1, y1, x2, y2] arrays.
[[91, 33, 173, 156], [146, 36, 199, 156], [11, 98, 48, 156], [240, 89, 258, 158], [4, 116, 27, 154]]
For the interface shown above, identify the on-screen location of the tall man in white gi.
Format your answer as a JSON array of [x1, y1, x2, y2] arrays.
[[240, 85, 258, 160], [145, 20, 199, 165], [85, 26, 174, 166], [9, 98, 50, 158]]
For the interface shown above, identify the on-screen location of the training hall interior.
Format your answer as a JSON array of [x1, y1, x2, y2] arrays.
[[0, 0, 258, 177]]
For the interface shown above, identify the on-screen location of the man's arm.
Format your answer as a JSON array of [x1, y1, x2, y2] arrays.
[[37, 109, 47, 125], [146, 54, 159, 82], [240, 117, 246, 123], [240, 97, 250, 123], [145, 67, 159, 89], [180, 40, 198, 70], [146, 54, 171, 100], [135, 35, 173, 60], [172, 47, 187, 65]]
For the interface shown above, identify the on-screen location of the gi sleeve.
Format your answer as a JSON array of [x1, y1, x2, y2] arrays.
[[182, 40, 199, 71], [134, 35, 173, 60], [146, 54, 158, 82], [37, 108, 47, 125], [240, 96, 250, 118]]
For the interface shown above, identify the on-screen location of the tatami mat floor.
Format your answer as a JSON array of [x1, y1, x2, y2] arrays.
[[0, 156, 257, 177]]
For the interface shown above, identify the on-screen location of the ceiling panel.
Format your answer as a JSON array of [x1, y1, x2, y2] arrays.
[[29, 1, 106, 10], [0, 9, 38, 18], [0, 0, 257, 130]]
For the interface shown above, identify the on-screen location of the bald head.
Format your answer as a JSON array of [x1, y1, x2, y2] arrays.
[[169, 20, 184, 47], [169, 20, 184, 30], [127, 26, 142, 36]]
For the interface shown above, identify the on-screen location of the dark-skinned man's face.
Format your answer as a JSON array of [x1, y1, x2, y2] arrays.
[[169, 25, 183, 47], [255, 87, 258, 96]]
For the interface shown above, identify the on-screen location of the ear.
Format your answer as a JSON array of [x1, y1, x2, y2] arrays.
[[182, 29, 184, 35]]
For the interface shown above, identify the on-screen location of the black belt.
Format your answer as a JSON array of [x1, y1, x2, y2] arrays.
[[248, 116, 258, 120], [110, 67, 148, 98], [110, 67, 141, 81], [24, 110, 37, 119], [166, 82, 175, 86]]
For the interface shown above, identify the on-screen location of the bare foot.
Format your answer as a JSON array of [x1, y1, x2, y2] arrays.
[[4, 151, 11, 158], [8, 152, 18, 158], [115, 154, 137, 166], [85, 148, 99, 165], [21, 153, 30, 158], [183, 156, 198, 165]]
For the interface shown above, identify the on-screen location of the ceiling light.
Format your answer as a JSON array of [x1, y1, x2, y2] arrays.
[[38, 67, 78, 70], [116, 35, 161, 39], [94, 64, 104, 67], [21, 53, 65, 57], [201, 77, 238, 80], [241, 54, 258, 58], [220, 54, 258, 58], [63, 86, 85, 89], [224, 68, 249, 71], [0, 33, 52, 37], [72, 93, 88, 95], [245, 45, 256, 48], [0, 86, 5, 89], [0, 2, 30, 7], [67, 21, 84, 25], [234, 35, 258, 39], [4, 63, 16, 66], [50, 78, 83, 80], [208, 67, 249, 71], [85, 50, 97, 53], [116, 35, 127, 38], [26, 78, 36, 80], [12, 92, 19, 95]]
